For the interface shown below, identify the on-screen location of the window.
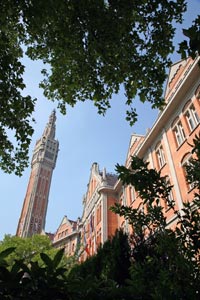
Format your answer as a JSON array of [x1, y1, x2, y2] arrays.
[[172, 120, 186, 147], [164, 176, 173, 210], [97, 204, 102, 224], [45, 150, 54, 159], [96, 228, 101, 247], [156, 144, 166, 169], [181, 154, 195, 191], [119, 189, 125, 205], [184, 104, 199, 131], [128, 185, 136, 203]]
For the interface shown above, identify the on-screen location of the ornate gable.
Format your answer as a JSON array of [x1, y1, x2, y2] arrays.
[[84, 163, 102, 205], [53, 215, 77, 241], [125, 134, 145, 167], [164, 57, 193, 102]]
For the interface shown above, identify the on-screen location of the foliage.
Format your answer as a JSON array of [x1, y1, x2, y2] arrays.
[[186, 133, 200, 192], [0, 247, 71, 300], [69, 134, 200, 299], [70, 229, 131, 286], [1, 138, 200, 300], [1, 0, 196, 175], [0, 0, 36, 176], [111, 134, 200, 299], [179, 15, 200, 59], [114, 157, 174, 239], [0, 234, 69, 268], [23, 0, 185, 113], [125, 230, 199, 300], [0, 234, 130, 300], [0, 148, 200, 299], [177, 134, 200, 265]]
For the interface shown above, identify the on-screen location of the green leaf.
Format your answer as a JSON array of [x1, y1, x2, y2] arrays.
[[53, 248, 64, 269], [0, 247, 16, 260], [40, 252, 53, 269]]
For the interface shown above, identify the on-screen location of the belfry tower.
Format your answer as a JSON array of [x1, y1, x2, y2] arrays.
[[16, 110, 59, 237]]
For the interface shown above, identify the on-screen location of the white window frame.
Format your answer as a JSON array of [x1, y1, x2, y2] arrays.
[[128, 185, 136, 203], [164, 176, 173, 210], [172, 120, 186, 147], [185, 104, 199, 131], [156, 144, 166, 169], [182, 155, 195, 191]]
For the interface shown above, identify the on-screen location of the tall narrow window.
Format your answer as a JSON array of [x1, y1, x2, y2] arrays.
[[156, 144, 166, 169], [164, 176, 173, 210], [184, 104, 199, 131], [181, 154, 195, 191], [172, 120, 186, 147], [128, 185, 136, 203]]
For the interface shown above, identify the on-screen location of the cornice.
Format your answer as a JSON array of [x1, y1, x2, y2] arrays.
[[137, 56, 200, 157]]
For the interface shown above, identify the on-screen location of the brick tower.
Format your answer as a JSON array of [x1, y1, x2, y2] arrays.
[[16, 110, 59, 237]]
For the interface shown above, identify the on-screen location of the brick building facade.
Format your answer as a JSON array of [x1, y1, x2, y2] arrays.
[[53, 56, 200, 259], [17, 56, 200, 260], [120, 56, 200, 230]]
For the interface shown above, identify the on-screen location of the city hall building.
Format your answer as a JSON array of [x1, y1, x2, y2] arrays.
[[17, 56, 200, 260]]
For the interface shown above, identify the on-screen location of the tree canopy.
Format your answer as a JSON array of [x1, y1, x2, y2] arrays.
[[1, 0, 199, 175], [0, 234, 58, 265], [0, 234, 75, 273], [110, 134, 200, 299]]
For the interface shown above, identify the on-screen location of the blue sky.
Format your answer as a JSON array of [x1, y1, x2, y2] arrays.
[[0, 1, 199, 240]]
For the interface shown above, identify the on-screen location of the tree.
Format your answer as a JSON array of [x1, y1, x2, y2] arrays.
[[0, 0, 35, 176], [0, 234, 68, 267], [2, 0, 198, 175], [111, 134, 200, 299], [179, 15, 200, 59], [69, 229, 131, 286], [0, 135, 199, 298], [0, 232, 130, 300], [0, 247, 71, 300], [68, 229, 132, 300]]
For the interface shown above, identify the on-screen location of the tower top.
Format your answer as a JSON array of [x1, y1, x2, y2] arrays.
[[31, 109, 59, 168], [43, 109, 57, 139]]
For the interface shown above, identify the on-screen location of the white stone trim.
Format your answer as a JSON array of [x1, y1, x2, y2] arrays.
[[162, 129, 183, 213]]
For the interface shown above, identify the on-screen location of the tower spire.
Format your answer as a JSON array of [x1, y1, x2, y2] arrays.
[[16, 110, 59, 238], [43, 109, 56, 139]]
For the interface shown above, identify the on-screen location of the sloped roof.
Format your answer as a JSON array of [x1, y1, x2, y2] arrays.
[[106, 173, 118, 186], [164, 58, 189, 98], [57, 215, 77, 229]]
